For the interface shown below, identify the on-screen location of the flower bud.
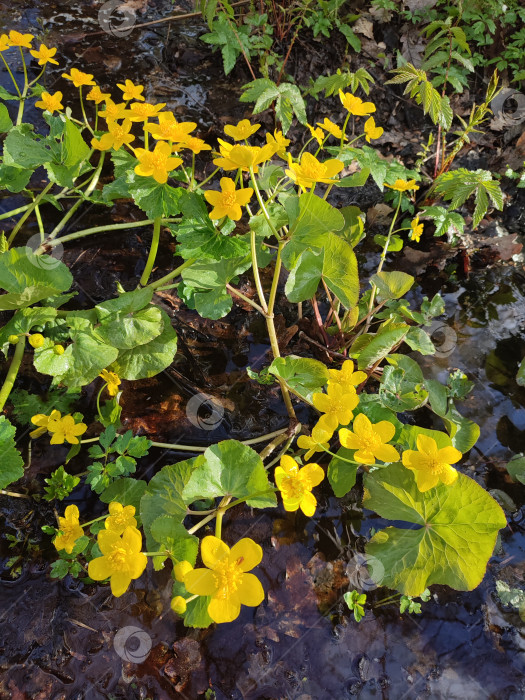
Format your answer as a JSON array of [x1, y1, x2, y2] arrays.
[[8, 335, 19, 344], [171, 596, 187, 614], [53, 344, 65, 355], [28, 333, 45, 348], [173, 560, 193, 582]]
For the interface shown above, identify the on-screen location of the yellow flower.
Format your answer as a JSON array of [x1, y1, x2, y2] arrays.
[[8, 30, 34, 48], [117, 79, 144, 102], [0, 34, 10, 52], [402, 434, 462, 492], [224, 119, 261, 141], [134, 141, 183, 184], [88, 526, 147, 597], [98, 99, 131, 122], [286, 152, 344, 191], [54, 505, 84, 554], [297, 421, 332, 460], [265, 129, 290, 159], [92, 119, 134, 151], [173, 560, 193, 582], [307, 123, 325, 146], [171, 596, 187, 614], [327, 359, 367, 390], [35, 89, 64, 114], [144, 112, 196, 142], [385, 179, 419, 192], [30, 43, 58, 65], [339, 413, 400, 465], [204, 177, 253, 221], [316, 118, 343, 140], [364, 116, 383, 142], [99, 368, 121, 396], [312, 382, 359, 431], [184, 536, 265, 623], [410, 216, 424, 242], [105, 502, 137, 535], [274, 455, 324, 516], [178, 135, 211, 154], [128, 101, 166, 122], [86, 86, 111, 104], [47, 414, 87, 445], [213, 140, 274, 172], [339, 90, 376, 116], [62, 68, 96, 88], [28, 333, 45, 348], [30, 409, 62, 439]]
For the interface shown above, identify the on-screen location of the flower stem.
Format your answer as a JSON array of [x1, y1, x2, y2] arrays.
[[149, 428, 288, 452], [43, 217, 181, 249], [15, 47, 28, 125], [0, 337, 25, 412], [139, 216, 162, 286], [8, 183, 53, 245], [146, 258, 196, 290]]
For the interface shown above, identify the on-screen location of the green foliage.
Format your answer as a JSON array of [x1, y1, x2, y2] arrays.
[[240, 79, 307, 134], [399, 588, 430, 614], [0, 416, 24, 489], [434, 168, 503, 229], [344, 590, 367, 622], [10, 387, 80, 425], [268, 356, 329, 403], [43, 466, 81, 501], [387, 63, 453, 129], [85, 427, 151, 494]]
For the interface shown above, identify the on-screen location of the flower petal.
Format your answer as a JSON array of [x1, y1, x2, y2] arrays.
[[299, 491, 317, 517], [229, 538, 262, 571], [88, 556, 111, 581], [236, 572, 265, 606], [110, 572, 132, 597], [416, 434, 438, 456], [97, 529, 122, 555], [438, 446, 462, 465], [440, 465, 458, 485], [374, 444, 400, 463], [122, 525, 142, 553], [339, 428, 360, 450], [374, 420, 396, 444], [299, 463, 324, 489], [200, 535, 229, 569], [184, 567, 218, 596], [208, 595, 240, 623], [128, 552, 148, 579]]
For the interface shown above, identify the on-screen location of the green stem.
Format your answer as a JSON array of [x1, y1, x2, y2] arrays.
[[1, 344, 25, 425], [0, 54, 21, 96], [150, 428, 288, 452], [340, 113, 351, 149], [139, 216, 162, 286], [187, 511, 216, 535], [146, 258, 196, 290], [96, 384, 105, 423], [15, 47, 28, 125], [8, 183, 53, 245], [44, 217, 180, 248], [80, 514, 107, 528], [226, 283, 266, 315], [250, 166, 279, 240], [196, 167, 220, 190]]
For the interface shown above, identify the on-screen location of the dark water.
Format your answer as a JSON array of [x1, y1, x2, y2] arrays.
[[1, 2, 525, 698]]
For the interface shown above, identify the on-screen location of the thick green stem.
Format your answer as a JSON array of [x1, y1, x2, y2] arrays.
[[150, 428, 288, 452], [43, 217, 181, 249], [15, 47, 28, 125], [139, 216, 162, 287], [8, 183, 53, 245], [147, 258, 196, 290], [0, 338, 25, 412]]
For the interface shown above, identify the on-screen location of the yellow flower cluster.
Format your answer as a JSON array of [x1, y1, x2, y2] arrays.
[[30, 410, 87, 445]]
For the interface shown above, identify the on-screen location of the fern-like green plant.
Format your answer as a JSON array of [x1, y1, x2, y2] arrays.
[[433, 168, 503, 228]]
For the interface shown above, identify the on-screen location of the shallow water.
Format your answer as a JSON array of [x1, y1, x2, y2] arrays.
[[1, 2, 525, 698]]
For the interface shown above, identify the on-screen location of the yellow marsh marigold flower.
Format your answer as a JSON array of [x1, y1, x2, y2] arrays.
[[47, 414, 87, 445], [402, 434, 462, 492], [98, 99, 130, 122], [171, 596, 187, 614], [275, 455, 324, 517], [204, 177, 253, 221], [327, 359, 367, 390], [184, 535, 264, 623], [54, 504, 84, 554], [117, 79, 144, 102], [385, 179, 419, 192], [8, 30, 34, 48], [265, 129, 290, 159], [297, 421, 332, 461], [86, 85, 111, 104], [312, 382, 359, 431], [410, 216, 424, 242], [178, 135, 211, 154], [99, 369, 121, 396], [134, 141, 183, 184], [92, 119, 134, 151], [62, 67, 95, 88], [173, 560, 193, 582], [364, 116, 383, 143], [88, 526, 147, 597], [28, 333, 45, 348], [286, 152, 344, 191], [30, 43, 58, 65], [339, 90, 376, 116], [213, 140, 274, 172], [35, 90, 64, 114], [0, 34, 9, 52], [307, 123, 324, 146], [105, 502, 137, 535], [128, 101, 166, 122], [339, 413, 400, 465], [224, 119, 261, 141], [317, 118, 343, 140], [145, 112, 196, 142], [30, 409, 62, 439]]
